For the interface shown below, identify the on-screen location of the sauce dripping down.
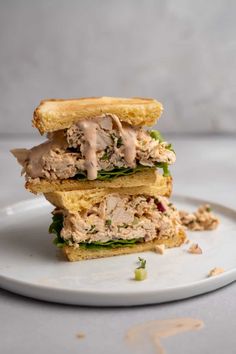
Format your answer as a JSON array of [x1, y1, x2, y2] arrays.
[[107, 114, 137, 167], [77, 120, 98, 180], [126, 318, 204, 354], [120, 125, 137, 167], [12, 115, 138, 181], [77, 114, 137, 180]]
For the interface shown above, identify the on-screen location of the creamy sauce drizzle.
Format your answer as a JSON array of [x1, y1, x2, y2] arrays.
[[12, 115, 137, 180], [77, 120, 98, 180], [77, 114, 137, 180], [126, 318, 204, 354], [123, 126, 137, 166], [109, 114, 137, 167]]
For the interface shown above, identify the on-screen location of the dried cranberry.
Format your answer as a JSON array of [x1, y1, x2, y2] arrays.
[[156, 202, 166, 212], [146, 197, 152, 203]]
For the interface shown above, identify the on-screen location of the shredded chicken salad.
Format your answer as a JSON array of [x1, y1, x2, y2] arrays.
[[11, 114, 175, 181], [56, 195, 183, 245]]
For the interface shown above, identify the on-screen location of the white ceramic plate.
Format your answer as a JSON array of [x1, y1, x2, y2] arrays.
[[0, 196, 235, 306]]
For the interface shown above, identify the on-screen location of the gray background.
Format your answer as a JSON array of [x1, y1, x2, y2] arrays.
[[1, 0, 236, 136]]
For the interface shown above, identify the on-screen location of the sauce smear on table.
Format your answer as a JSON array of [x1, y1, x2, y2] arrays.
[[126, 317, 204, 354]]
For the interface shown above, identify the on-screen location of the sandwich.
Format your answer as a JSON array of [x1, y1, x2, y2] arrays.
[[11, 97, 175, 193], [45, 180, 186, 261], [11, 96, 186, 261]]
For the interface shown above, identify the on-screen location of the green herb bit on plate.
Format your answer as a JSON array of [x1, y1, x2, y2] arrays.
[[134, 257, 147, 281]]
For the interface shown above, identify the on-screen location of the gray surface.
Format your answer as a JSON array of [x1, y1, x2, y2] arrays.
[[1, 0, 236, 135], [1, 135, 236, 353]]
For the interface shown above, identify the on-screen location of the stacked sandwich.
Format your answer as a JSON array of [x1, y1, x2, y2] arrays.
[[12, 97, 186, 261]]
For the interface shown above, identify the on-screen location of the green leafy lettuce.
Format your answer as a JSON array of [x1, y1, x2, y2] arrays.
[[150, 129, 175, 176], [79, 238, 141, 250], [49, 214, 143, 249], [74, 163, 170, 180], [155, 162, 170, 177], [49, 214, 65, 248], [74, 165, 149, 181], [150, 130, 165, 142], [150, 129, 175, 153]]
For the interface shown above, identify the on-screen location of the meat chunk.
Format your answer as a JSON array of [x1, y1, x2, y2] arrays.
[[11, 148, 29, 174], [208, 267, 224, 277], [111, 207, 134, 225], [43, 150, 78, 179], [106, 195, 120, 214], [98, 115, 113, 130], [96, 129, 113, 151], [179, 204, 219, 231], [61, 195, 183, 244], [188, 243, 203, 254], [155, 244, 165, 254]]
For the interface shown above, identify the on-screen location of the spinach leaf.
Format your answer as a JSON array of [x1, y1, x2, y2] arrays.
[[79, 238, 143, 250], [48, 214, 65, 248]]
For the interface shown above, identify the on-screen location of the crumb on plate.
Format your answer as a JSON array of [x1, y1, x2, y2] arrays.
[[155, 244, 165, 255], [188, 243, 202, 254], [208, 267, 224, 277], [179, 204, 219, 231]]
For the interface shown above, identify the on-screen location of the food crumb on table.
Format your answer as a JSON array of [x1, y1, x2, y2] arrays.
[[76, 332, 86, 339]]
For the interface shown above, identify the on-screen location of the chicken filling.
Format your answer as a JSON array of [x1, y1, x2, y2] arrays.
[[55, 195, 182, 246], [179, 204, 219, 231], [11, 114, 175, 181]]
